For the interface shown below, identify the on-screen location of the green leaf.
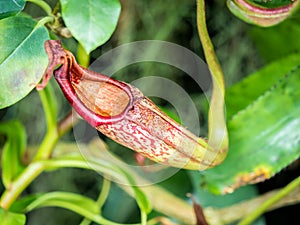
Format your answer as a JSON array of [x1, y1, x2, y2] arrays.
[[12, 192, 115, 225], [0, 120, 26, 188], [226, 54, 300, 118], [10, 195, 40, 213], [200, 64, 300, 194], [60, 0, 121, 53], [0, 0, 25, 19], [0, 207, 26, 225], [0, 16, 49, 109], [22, 192, 100, 215], [11, 192, 131, 225], [249, 17, 300, 62]]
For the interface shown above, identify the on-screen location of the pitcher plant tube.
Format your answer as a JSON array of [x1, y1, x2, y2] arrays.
[[37, 0, 228, 170]]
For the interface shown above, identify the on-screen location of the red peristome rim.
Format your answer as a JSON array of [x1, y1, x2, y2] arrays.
[[54, 63, 134, 127]]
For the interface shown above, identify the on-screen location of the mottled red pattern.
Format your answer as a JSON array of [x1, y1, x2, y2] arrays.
[[40, 40, 216, 170]]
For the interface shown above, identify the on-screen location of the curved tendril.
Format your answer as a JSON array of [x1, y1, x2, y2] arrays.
[[196, 0, 229, 164]]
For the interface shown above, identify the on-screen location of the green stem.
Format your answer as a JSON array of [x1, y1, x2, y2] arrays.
[[92, 216, 139, 225], [79, 178, 111, 225], [0, 83, 60, 208], [79, 219, 91, 225], [33, 127, 58, 160], [26, 0, 53, 16], [141, 211, 147, 225], [77, 43, 90, 68], [0, 162, 45, 209], [196, 0, 226, 101], [48, 191, 139, 225], [238, 176, 300, 225], [38, 83, 57, 131], [97, 178, 111, 209], [36, 16, 54, 28], [196, 0, 228, 158], [34, 83, 59, 160]]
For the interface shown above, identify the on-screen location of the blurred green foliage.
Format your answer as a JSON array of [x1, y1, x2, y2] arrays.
[[1, 0, 299, 224]]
